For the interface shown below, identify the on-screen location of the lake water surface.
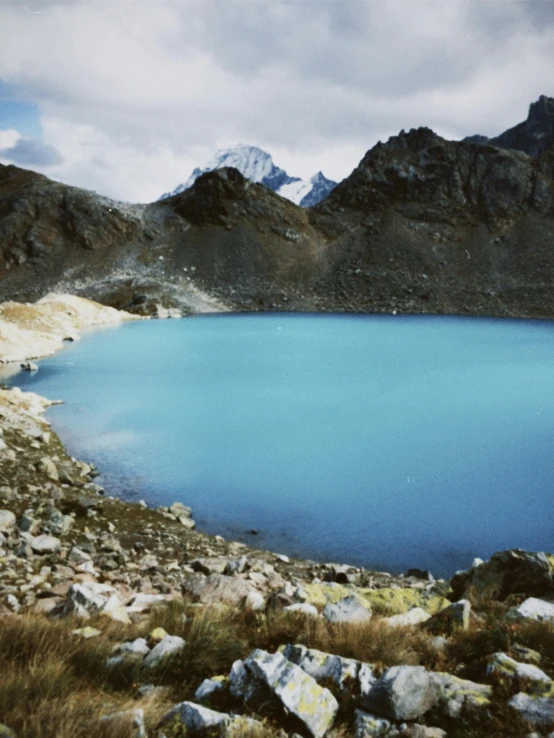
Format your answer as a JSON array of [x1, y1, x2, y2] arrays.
[[9, 313, 554, 576]]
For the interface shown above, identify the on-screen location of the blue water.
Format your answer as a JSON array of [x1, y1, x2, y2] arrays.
[[8, 314, 554, 576]]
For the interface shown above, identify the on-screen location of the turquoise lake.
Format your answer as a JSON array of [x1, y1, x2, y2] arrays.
[[8, 313, 554, 576]]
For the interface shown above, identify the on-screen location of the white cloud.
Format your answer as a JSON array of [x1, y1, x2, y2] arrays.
[[0, 0, 553, 201]]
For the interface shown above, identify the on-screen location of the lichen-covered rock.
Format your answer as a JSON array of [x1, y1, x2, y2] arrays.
[[512, 643, 542, 665], [363, 665, 435, 721], [29, 534, 61, 554], [359, 588, 449, 616], [281, 643, 376, 697], [143, 634, 185, 668], [354, 708, 400, 737], [424, 599, 471, 634], [429, 672, 491, 718], [509, 692, 554, 726], [160, 701, 263, 736], [194, 675, 228, 700], [451, 549, 554, 602], [284, 603, 319, 617], [507, 597, 554, 623], [384, 607, 431, 627], [322, 595, 372, 623], [487, 652, 550, 683], [244, 649, 338, 737]]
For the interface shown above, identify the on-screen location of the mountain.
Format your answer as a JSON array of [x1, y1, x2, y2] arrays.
[[2, 100, 554, 320], [158, 144, 337, 207], [464, 95, 554, 157]]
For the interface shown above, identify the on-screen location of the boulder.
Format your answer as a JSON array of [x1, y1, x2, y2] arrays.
[[169, 502, 192, 518], [143, 634, 185, 668], [244, 649, 338, 737], [281, 643, 376, 697], [228, 659, 264, 702], [126, 592, 170, 613], [509, 692, 554, 726], [429, 672, 491, 718], [0, 510, 16, 534], [116, 638, 151, 656], [67, 546, 91, 565], [359, 587, 450, 616], [362, 665, 435, 721], [37, 457, 59, 481], [507, 597, 554, 623], [182, 572, 260, 607], [322, 595, 372, 623], [384, 607, 431, 627], [486, 653, 550, 683], [354, 709, 400, 737], [451, 550, 554, 601]]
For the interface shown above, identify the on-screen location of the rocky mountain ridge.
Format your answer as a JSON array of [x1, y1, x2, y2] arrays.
[[158, 144, 338, 207], [1, 98, 554, 320]]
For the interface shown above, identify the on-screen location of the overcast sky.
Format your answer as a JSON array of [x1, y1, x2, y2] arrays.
[[0, 0, 553, 203]]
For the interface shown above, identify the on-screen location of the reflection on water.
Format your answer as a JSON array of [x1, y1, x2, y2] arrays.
[[8, 313, 554, 576]]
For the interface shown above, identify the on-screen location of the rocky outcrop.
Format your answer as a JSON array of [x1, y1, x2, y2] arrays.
[[470, 95, 554, 158]]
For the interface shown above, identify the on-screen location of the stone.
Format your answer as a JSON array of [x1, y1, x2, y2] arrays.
[[20, 362, 39, 371], [149, 627, 168, 643], [385, 607, 431, 627], [354, 709, 401, 737], [487, 652, 550, 683], [47, 510, 73, 536], [509, 692, 554, 726], [29, 534, 61, 554], [281, 643, 376, 697], [18, 514, 41, 535], [116, 638, 151, 656], [143, 634, 185, 668], [169, 501, 192, 518], [0, 510, 16, 533], [507, 597, 554, 623], [72, 626, 102, 639], [229, 659, 260, 701], [451, 549, 554, 602], [244, 590, 265, 610], [284, 603, 319, 617], [359, 588, 450, 616], [191, 557, 228, 575], [512, 643, 542, 664], [126, 592, 169, 612], [4, 594, 20, 613], [67, 546, 91, 565], [182, 572, 260, 607], [424, 599, 471, 634], [195, 676, 228, 700], [244, 649, 338, 737], [160, 701, 227, 733], [362, 666, 435, 721], [429, 672, 491, 718], [37, 457, 59, 481], [323, 595, 372, 623]]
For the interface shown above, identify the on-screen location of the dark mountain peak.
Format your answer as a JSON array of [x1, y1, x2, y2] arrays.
[[528, 94, 554, 123]]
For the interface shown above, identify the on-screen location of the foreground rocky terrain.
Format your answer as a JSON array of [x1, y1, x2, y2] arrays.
[[1, 299, 554, 737], [0, 96, 554, 320]]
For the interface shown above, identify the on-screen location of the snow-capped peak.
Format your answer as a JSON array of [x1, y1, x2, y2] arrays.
[[159, 145, 338, 207]]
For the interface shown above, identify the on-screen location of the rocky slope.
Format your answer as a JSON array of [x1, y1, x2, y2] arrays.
[[1, 111, 554, 319]]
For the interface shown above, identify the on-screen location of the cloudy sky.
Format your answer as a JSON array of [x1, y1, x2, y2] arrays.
[[0, 0, 552, 203]]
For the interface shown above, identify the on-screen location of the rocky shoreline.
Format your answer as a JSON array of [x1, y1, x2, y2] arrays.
[[3, 297, 554, 737]]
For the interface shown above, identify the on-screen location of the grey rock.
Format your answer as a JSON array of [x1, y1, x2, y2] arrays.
[[512, 643, 542, 664], [67, 546, 91, 565], [182, 572, 260, 607], [354, 709, 401, 737], [97, 708, 146, 738], [143, 634, 185, 668], [0, 510, 16, 534], [508, 597, 554, 623], [116, 638, 150, 656], [284, 603, 319, 617], [424, 599, 471, 633], [385, 607, 431, 627], [363, 665, 435, 721], [37, 457, 59, 481], [194, 676, 228, 700], [322, 595, 372, 623], [160, 701, 262, 736], [29, 534, 61, 554], [509, 692, 554, 726], [169, 501, 192, 518], [18, 514, 41, 534]]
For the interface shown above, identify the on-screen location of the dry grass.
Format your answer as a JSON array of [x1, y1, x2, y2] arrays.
[[4, 599, 552, 737]]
